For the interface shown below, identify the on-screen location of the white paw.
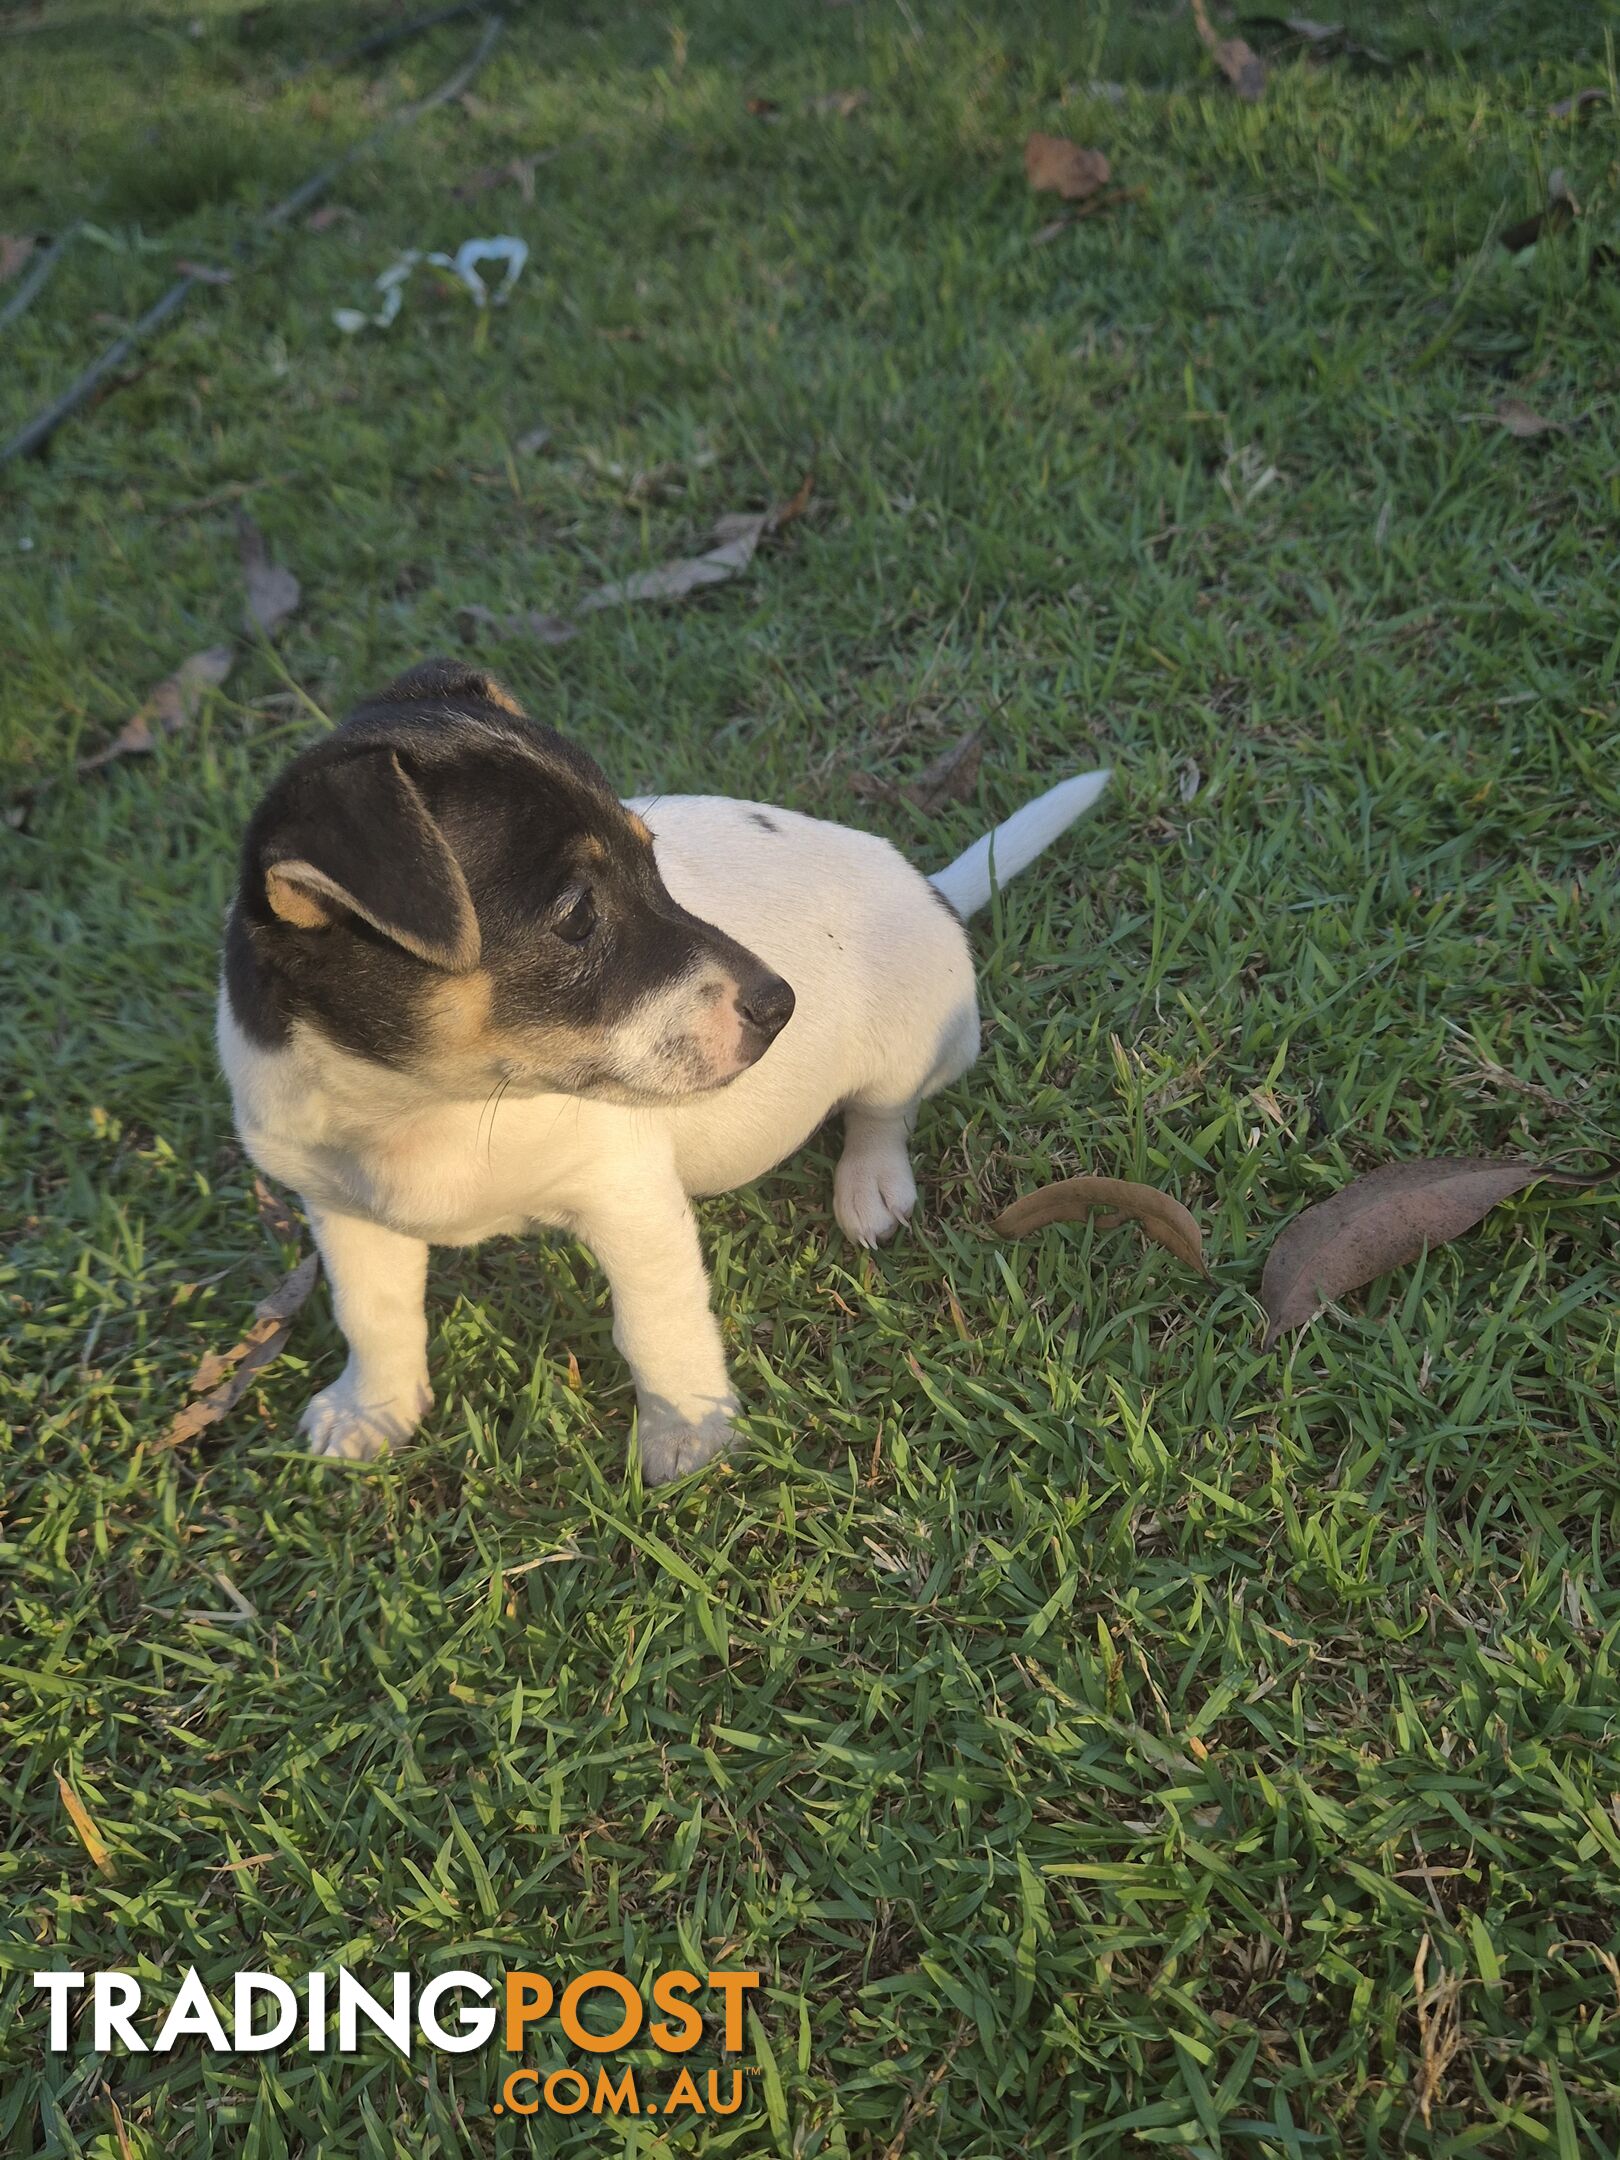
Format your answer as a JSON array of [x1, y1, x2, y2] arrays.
[[834, 1150, 918, 1247], [300, 1366, 431, 1462], [636, 1396, 740, 1486]]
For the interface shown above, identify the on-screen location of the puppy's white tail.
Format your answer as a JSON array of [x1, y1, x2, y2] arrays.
[[929, 768, 1110, 918]]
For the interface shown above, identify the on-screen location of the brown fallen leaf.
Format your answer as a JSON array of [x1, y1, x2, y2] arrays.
[[77, 646, 235, 777], [57, 1773, 116, 1879], [1492, 395, 1561, 438], [1501, 169, 1578, 253], [1191, 0, 1266, 100], [162, 1252, 320, 1448], [745, 96, 781, 117], [306, 204, 355, 232], [456, 602, 579, 647], [253, 1175, 302, 1244], [451, 154, 548, 203], [1259, 1155, 1600, 1349], [238, 512, 300, 639], [0, 232, 36, 283], [1238, 13, 1389, 59], [992, 1176, 1209, 1275], [1548, 87, 1608, 120], [1031, 185, 1147, 243], [902, 727, 984, 813], [577, 472, 813, 613], [1024, 133, 1112, 201]]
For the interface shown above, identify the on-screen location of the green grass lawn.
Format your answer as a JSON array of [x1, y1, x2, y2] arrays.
[[4, 0, 1620, 2152]]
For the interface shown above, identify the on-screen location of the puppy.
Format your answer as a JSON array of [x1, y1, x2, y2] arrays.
[[218, 661, 1108, 1483]]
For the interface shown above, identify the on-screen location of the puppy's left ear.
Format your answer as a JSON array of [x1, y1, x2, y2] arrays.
[[262, 748, 481, 973], [372, 657, 526, 718]]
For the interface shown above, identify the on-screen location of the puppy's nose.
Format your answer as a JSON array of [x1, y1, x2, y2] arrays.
[[737, 975, 795, 1042]]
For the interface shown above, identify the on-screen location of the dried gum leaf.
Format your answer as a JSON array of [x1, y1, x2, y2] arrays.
[[993, 1176, 1209, 1274], [1259, 1155, 1600, 1349]]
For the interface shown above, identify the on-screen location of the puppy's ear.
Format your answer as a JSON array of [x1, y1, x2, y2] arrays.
[[262, 749, 481, 973], [372, 657, 526, 718]]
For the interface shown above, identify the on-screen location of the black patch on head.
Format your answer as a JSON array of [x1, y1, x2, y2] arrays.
[[749, 811, 779, 834]]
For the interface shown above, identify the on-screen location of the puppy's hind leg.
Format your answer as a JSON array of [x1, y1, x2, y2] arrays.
[[834, 1104, 918, 1248], [833, 1000, 979, 1249]]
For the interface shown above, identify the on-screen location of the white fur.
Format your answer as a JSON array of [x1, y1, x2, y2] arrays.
[[219, 774, 1107, 1481]]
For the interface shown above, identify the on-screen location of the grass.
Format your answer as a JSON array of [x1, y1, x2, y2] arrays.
[[3, 0, 1619, 2151]]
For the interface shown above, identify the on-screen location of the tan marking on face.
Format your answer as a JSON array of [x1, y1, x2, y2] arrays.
[[625, 813, 654, 846], [582, 834, 608, 863], [425, 968, 496, 1052], [265, 865, 332, 930], [421, 969, 614, 1096]]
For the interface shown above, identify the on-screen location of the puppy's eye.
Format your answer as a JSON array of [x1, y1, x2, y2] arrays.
[[554, 886, 597, 945]]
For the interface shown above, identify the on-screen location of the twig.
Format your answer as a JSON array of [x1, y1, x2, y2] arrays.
[[2, 272, 201, 462], [0, 220, 81, 336], [0, 13, 505, 468], [304, 0, 481, 75]]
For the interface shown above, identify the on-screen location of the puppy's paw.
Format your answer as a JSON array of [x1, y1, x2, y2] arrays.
[[300, 1367, 431, 1462], [834, 1150, 918, 1248], [635, 1396, 740, 1486]]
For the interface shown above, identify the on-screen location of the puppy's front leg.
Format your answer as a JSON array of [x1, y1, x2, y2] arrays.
[[579, 1183, 738, 1486], [300, 1204, 432, 1461]]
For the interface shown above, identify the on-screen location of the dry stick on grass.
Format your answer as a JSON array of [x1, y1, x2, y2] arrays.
[[0, 13, 506, 467], [0, 219, 81, 336]]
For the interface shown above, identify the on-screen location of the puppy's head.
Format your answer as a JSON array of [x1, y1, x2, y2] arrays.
[[226, 660, 795, 1103]]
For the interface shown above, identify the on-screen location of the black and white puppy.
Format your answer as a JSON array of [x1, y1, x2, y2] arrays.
[[218, 661, 1108, 1482]]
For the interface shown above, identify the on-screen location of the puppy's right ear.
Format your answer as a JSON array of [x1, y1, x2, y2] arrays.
[[260, 749, 481, 973]]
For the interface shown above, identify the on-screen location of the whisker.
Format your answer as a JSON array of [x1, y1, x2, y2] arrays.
[[479, 1074, 513, 1167]]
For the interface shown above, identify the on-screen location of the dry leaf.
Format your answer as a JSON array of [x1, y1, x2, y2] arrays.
[[1501, 171, 1578, 254], [254, 1175, 302, 1244], [1548, 88, 1608, 120], [57, 1773, 116, 1878], [1177, 757, 1202, 803], [1492, 396, 1560, 438], [456, 602, 579, 647], [577, 472, 812, 613], [307, 204, 354, 232], [1024, 134, 1112, 201], [238, 513, 301, 638], [0, 232, 36, 283], [176, 259, 233, 285], [77, 646, 234, 777], [1191, 0, 1267, 99], [1031, 185, 1146, 242], [745, 96, 781, 117], [992, 1176, 1209, 1275], [162, 1252, 320, 1448], [1259, 1156, 1599, 1348], [451, 154, 547, 203], [902, 728, 984, 813]]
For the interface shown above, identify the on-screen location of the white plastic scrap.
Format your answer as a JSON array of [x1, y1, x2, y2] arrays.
[[333, 237, 528, 333]]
